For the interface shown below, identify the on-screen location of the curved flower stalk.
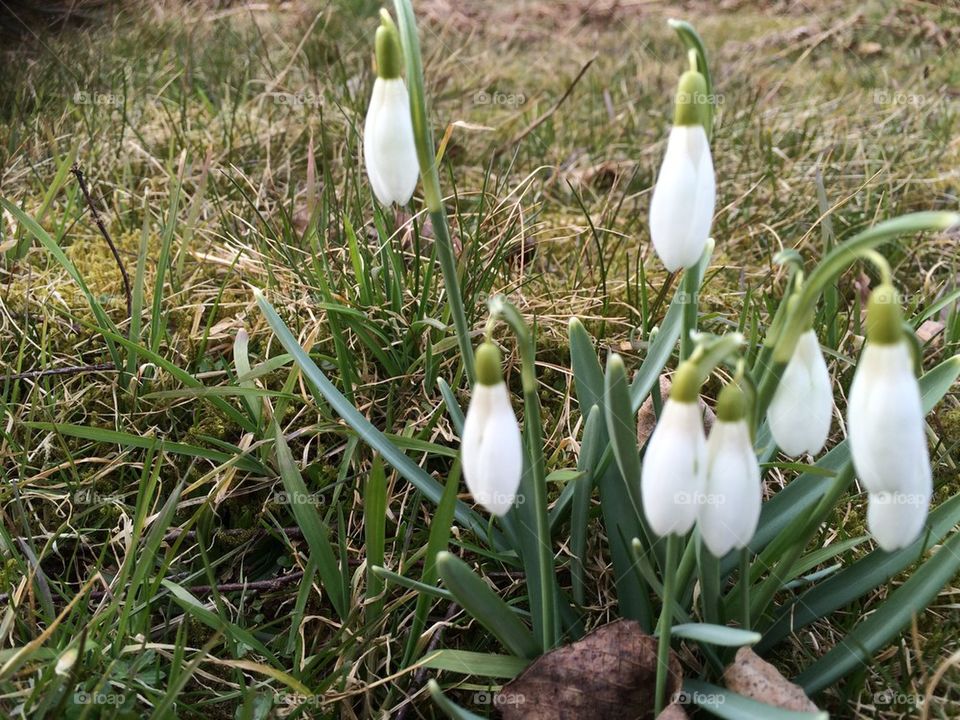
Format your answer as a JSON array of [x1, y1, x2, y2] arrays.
[[461, 342, 523, 516], [767, 329, 833, 457], [700, 382, 762, 557], [363, 10, 419, 206], [848, 285, 931, 551], [649, 62, 716, 272], [641, 361, 707, 536]]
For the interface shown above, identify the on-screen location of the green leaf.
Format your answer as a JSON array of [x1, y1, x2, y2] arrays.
[[683, 680, 827, 719], [760, 492, 960, 653], [421, 650, 529, 679], [629, 241, 713, 411], [255, 290, 490, 539], [364, 457, 387, 612], [428, 680, 486, 720], [436, 551, 539, 659], [272, 421, 346, 619], [0, 197, 121, 368], [24, 422, 265, 473], [795, 528, 960, 694], [568, 317, 604, 415], [371, 566, 453, 601], [604, 354, 641, 493], [670, 623, 761, 647]]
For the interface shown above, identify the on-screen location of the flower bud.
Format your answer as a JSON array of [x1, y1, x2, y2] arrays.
[[698, 383, 761, 557], [363, 11, 419, 206], [767, 329, 833, 457], [641, 363, 707, 536], [848, 285, 931, 551], [648, 69, 715, 272], [461, 342, 523, 516]]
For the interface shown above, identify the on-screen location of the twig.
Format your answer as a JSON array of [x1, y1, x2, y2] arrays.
[[70, 164, 132, 319], [495, 54, 597, 156], [0, 362, 116, 383]]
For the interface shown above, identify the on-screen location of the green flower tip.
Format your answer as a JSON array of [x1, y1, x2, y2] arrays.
[[375, 11, 403, 79], [674, 70, 709, 127], [670, 360, 701, 403], [866, 284, 904, 345], [475, 342, 504, 386], [716, 382, 748, 422]]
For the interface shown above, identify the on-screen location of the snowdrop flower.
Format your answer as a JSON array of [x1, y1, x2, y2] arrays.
[[363, 11, 419, 206], [648, 68, 716, 272], [699, 383, 761, 557], [461, 342, 523, 516], [848, 285, 931, 551], [767, 329, 833, 457], [641, 362, 707, 536]]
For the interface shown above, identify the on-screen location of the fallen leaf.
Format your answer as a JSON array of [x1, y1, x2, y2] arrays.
[[657, 703, 688, 719], [497, 618, 682, 719], [916, 319, 944, 345], [723, 647, 819, 712]]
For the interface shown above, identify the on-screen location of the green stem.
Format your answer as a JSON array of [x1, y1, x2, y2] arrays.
[[771, 211, 958, 365], [668, 19, 714, 141], [679, 266, 700, 360], [655, 534, 680, 714], [740, 547, 751, 630], [393, 0, 475, 384], [488, 296, 556, 651]]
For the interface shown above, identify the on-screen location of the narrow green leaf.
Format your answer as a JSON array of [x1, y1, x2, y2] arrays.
[[273, 421, 346, 619], [670, 624, 761, 647], [428, 679, 486, 720], [421, 650, 529, 679], [255, 290, 491, 540], [436, 551, 539, 659], [683, 680, 827, 719], [795, 529, 960, 694]]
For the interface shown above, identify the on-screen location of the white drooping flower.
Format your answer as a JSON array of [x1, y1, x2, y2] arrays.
[[767, 329, 833, 457], [848, 285, 931, 552], [461, 342, 523, 516], [648, 69, 715, 272], [363, 13, 419, 206], [641, 362, 707, 537], [699, 384, 761, 557]]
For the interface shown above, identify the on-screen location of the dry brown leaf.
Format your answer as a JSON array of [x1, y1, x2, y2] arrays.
[[656, 702, 689, 719], [497, 619, 682, 719], [723, 647, 820, 712], [916, 319, 945, 345]]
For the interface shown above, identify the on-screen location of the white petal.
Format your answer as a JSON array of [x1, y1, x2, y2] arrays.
[[848, 342, 927, 494], [699, 420, 762, 557], [767, 330, 833, 457], [641, 399, 707, 536], [648, 125, 715, 272], [461, 382, 523, 516], [867, 468, 931, 552], [363, 78, 419, 206]]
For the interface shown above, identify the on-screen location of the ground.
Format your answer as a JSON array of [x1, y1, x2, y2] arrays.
[[0, 0, 958, 718]]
